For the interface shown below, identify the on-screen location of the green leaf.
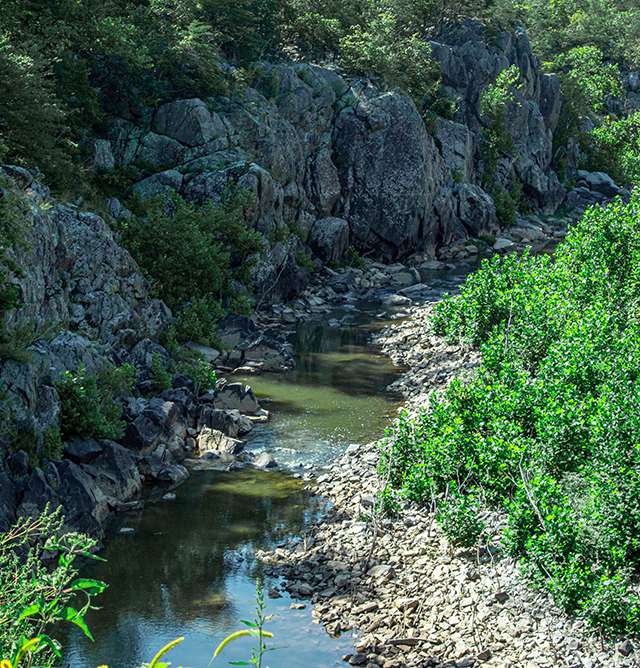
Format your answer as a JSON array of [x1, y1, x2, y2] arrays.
[[69, 578, 108, 594], [239, 620, 256, 628], [17, 603, 41, 622], [60, 607, 94, 640], [228, 662, 250, 666], [33, 634, 63, 660]]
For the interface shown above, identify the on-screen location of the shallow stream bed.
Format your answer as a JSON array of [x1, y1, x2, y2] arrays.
[[64, 301, 407, 668]]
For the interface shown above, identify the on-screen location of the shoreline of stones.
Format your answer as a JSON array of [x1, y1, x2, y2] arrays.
[[258, 296, 638, 668]]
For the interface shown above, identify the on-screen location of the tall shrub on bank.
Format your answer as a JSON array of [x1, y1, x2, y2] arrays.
[[116, 189, 264, 346], [384, 192, 640, 633]]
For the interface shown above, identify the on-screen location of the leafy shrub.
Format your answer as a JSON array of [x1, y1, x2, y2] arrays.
[[436, 489, 485, 548], [479, 65, 521, 184], [582, 112, 640, 185], [492, 186, 517, 228], [151, 353, 172, 393], [344, 245, 365, 269], [41, 426, 64, 461], [384, 191, 640, 633], [56, 362, 134, 441], [295, 250, 314, 270], [0, 508, 106, 662], [178, 356, 217, 396], [116, 189, 264, 347]]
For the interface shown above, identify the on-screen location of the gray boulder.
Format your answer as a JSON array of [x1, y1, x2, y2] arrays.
[[89, 441, 141, 501], [455, 183, 499, 236], [56, 460, 110, 534], [309, 217, 350, 262], [153, 98, 227, 147], [539, 74, 562, 132], [585, 171, 621, 198], [214, 383, 260, 414], [252, 452, 277, 468], [63, 438, 103, 465], [217, 313, 256, 348], [16, 468, 60, 518], [198, 427, 244, 455]]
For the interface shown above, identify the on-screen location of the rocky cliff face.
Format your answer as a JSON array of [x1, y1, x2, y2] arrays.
[[91, 21, 567, 300]]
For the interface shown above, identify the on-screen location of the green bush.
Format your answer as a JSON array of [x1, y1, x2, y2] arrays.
[[384, 191, 640, 633], [41, 426, 64, 461], [492, 186, 517, 228], [116, 189, 264, 347], [151, 353, 173, 393], [178, 356, 217, 396], [436, 488, 485, 548], [344, 245, 365, 269], [56, 362, 134, 441]]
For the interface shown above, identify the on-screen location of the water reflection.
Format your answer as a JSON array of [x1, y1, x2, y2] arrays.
[[65, 307, 405, 668], [65, 468, 353, 668]]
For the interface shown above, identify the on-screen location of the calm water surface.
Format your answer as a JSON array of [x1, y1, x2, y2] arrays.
[[64, 301, 407, 668]]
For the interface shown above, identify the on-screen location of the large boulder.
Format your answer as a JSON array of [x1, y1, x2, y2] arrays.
[[309, 217, 350, 262], [16, 468, 60, 518], [539, 74, 562, 132], [56, 460, 110, 534], [88, 441, 142, 501], [152, 98, 227, 147], [455, 183, 499, 236], [333, 87, 446, 258], [213, 382, 260, 414], [197, 427, 244, 455]]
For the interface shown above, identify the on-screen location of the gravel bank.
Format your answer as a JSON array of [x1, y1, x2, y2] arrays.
[[260, 300, 639, 668]]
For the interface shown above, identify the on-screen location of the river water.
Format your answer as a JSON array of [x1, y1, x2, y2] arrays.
[[64, 300, 408, 668]]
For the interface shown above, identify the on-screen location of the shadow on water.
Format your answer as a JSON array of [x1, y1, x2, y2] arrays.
[[64, 305, 407, 668]]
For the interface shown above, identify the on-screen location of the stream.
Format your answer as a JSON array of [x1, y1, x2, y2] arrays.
[[63, 299, 411, 668]]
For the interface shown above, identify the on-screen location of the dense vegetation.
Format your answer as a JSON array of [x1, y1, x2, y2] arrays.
[[385, 192, 640, 633]]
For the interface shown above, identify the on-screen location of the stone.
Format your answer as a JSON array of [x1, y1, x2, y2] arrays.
[[584, 171, 621, 198], [6, 451, 29, 479], [153, 98, 226, 147], [183, 343, 220, 363], [290, 602, 306, 610], [156, 464, 189, 488], [89, 441, 142, 501], [368, 564, 394, 578], [63, 438, 103, 465], [456, 183, 499, 236], [309, 217, 350, 262], [268, 587, 282, 598], [243, 336, 290, 371], [493, 238, 516, 251], [56, 459, 109, 533], [198, 427, 244, 455], [217, 314, 256, 348], [124, 415, 163, 456], [381, 294, 412, 307], [252, 452, 277, 468], [214, 382, 260, 414], [16, 468, 60, 518], [618, 640, 633, 657], [348, 655, 367, 666], [391, 268, 420, 287], [476, 649, 491, 661], [539, 74, 562, 132], [394, 597, 419, 612]]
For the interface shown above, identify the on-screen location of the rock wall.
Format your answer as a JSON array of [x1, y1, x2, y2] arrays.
[[91, 21, 567, 298]]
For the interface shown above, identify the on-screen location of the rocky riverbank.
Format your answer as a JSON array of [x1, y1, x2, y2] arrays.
[[258, 300, 639, 668]]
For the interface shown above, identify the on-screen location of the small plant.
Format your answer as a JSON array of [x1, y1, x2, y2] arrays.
[[436, 489, 485, 549], [0, 508, 106, 662], [56, 362, 133, 440], [178, 356, 216, 397], [344, 246, 365, 270], [268, 224, 290, 245], [151, 353, 172, 393], [295, 250, 313, 270], [41, 426, 63, 461]]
